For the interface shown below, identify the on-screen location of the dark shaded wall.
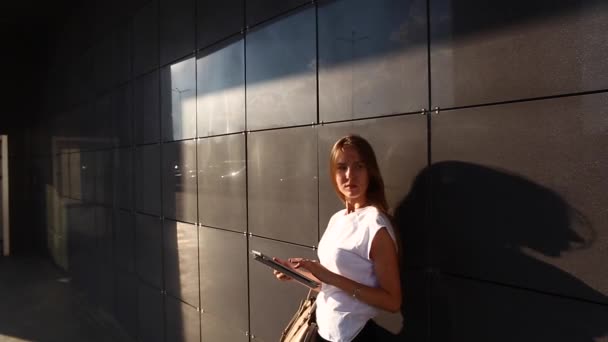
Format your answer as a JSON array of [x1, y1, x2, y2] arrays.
[[0, 24, 46, 255], [10, 0, 608, 341]]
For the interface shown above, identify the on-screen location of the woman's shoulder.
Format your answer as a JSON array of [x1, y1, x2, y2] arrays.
[[359, 205, 386, 218], [359, 206, 397, 245], [359, 206, 392, 228]]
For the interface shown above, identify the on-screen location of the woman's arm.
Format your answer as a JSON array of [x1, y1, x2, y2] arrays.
[[294, 228, 402, 313]]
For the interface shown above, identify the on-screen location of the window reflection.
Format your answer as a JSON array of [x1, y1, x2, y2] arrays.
[[162, 58, 196, 141], [197, 39, 245, 137]]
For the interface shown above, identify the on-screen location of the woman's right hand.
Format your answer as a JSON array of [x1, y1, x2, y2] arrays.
[[272, 257, 293, 281]]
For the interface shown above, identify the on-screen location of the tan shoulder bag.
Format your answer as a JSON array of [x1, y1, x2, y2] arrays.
[[280, 289, 318, 342]]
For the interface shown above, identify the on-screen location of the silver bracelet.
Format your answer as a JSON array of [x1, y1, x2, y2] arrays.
[[352, 287, 361, 299]]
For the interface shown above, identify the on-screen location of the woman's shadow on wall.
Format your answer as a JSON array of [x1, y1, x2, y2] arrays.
[[388, 161, 608, 341]]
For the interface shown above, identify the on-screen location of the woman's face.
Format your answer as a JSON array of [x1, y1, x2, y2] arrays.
[[334, 146, 369, 204]]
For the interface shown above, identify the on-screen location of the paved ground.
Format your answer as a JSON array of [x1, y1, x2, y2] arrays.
[[0, 255, 133, 342]]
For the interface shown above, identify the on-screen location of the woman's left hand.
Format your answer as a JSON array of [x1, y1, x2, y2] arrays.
[[289, 258, 334, 285]]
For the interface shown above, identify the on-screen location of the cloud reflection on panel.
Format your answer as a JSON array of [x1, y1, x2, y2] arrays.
[[246, 7, 316, 131], [319, 0, 428, 122], [196, 39, 245, 137]]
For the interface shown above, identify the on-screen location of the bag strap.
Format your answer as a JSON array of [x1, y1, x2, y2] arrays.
[[306, 288, 314, 300]]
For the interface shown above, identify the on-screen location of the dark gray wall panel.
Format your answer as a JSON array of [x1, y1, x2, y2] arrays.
[[160, 0, 195, 66], [95, 206, 114, 262], [115, 270, 137, 339], [66, 201, 85, 279], [197, 0, 243, 49], [88, 88, 128, 150], [134, 70, 160, 145], [430, 0, 608, 108], [87, 151, 101, 204], [431, 93, 608, 304], [246, 0, 308, 26], [91, 40, 108, 93], [431, 275, 608, 342], [164, 220, 199, 306], [249, 237, 317, 342], [196, 39, 245, 137], [67, 202, 99, 294], [79, 104, 99, 149], [117, 148, 133, 210], [199, 227, 248, 333], [110, 25, 133, 87], [161, 57, 197, 142], [69, 49, 96, 106], [162, 140, 197, 223], [135, 144, 161, 216], [98, 36, 117, 93], [96, 206, 115, 313], [69, 152, 84, 200], [133, 0, 159, 76], [197, 134, 246, 231], [82, 105, 97, 145], [136, 213, 163, 288], [98, 260, 115, 315], [201, 311, 248, 342], [317, 115, 427, 238], [95, 150, 114, 205], [248, 127, 318, 246], [94, 93, 115, 148], [59, 154, 70, 197], [115, 210, 135, 273], [165, 296, 201, 342], [115, 83, 133, 147], [66, 154, 77, 198], [246, 8, 316, 130], [137, 282, 164, 342], [318, 0, 428, 122]]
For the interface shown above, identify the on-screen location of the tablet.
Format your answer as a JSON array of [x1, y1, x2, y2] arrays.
[[251, 250, 320, 289]]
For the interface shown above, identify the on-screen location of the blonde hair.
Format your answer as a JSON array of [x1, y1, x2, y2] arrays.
[[329, 135, 389, 214]]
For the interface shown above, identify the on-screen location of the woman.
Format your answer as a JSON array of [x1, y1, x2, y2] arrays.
[[274, 135, 401, 342]]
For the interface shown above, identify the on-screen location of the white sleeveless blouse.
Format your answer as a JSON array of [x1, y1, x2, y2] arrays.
[[315, 206, 396, 342]]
